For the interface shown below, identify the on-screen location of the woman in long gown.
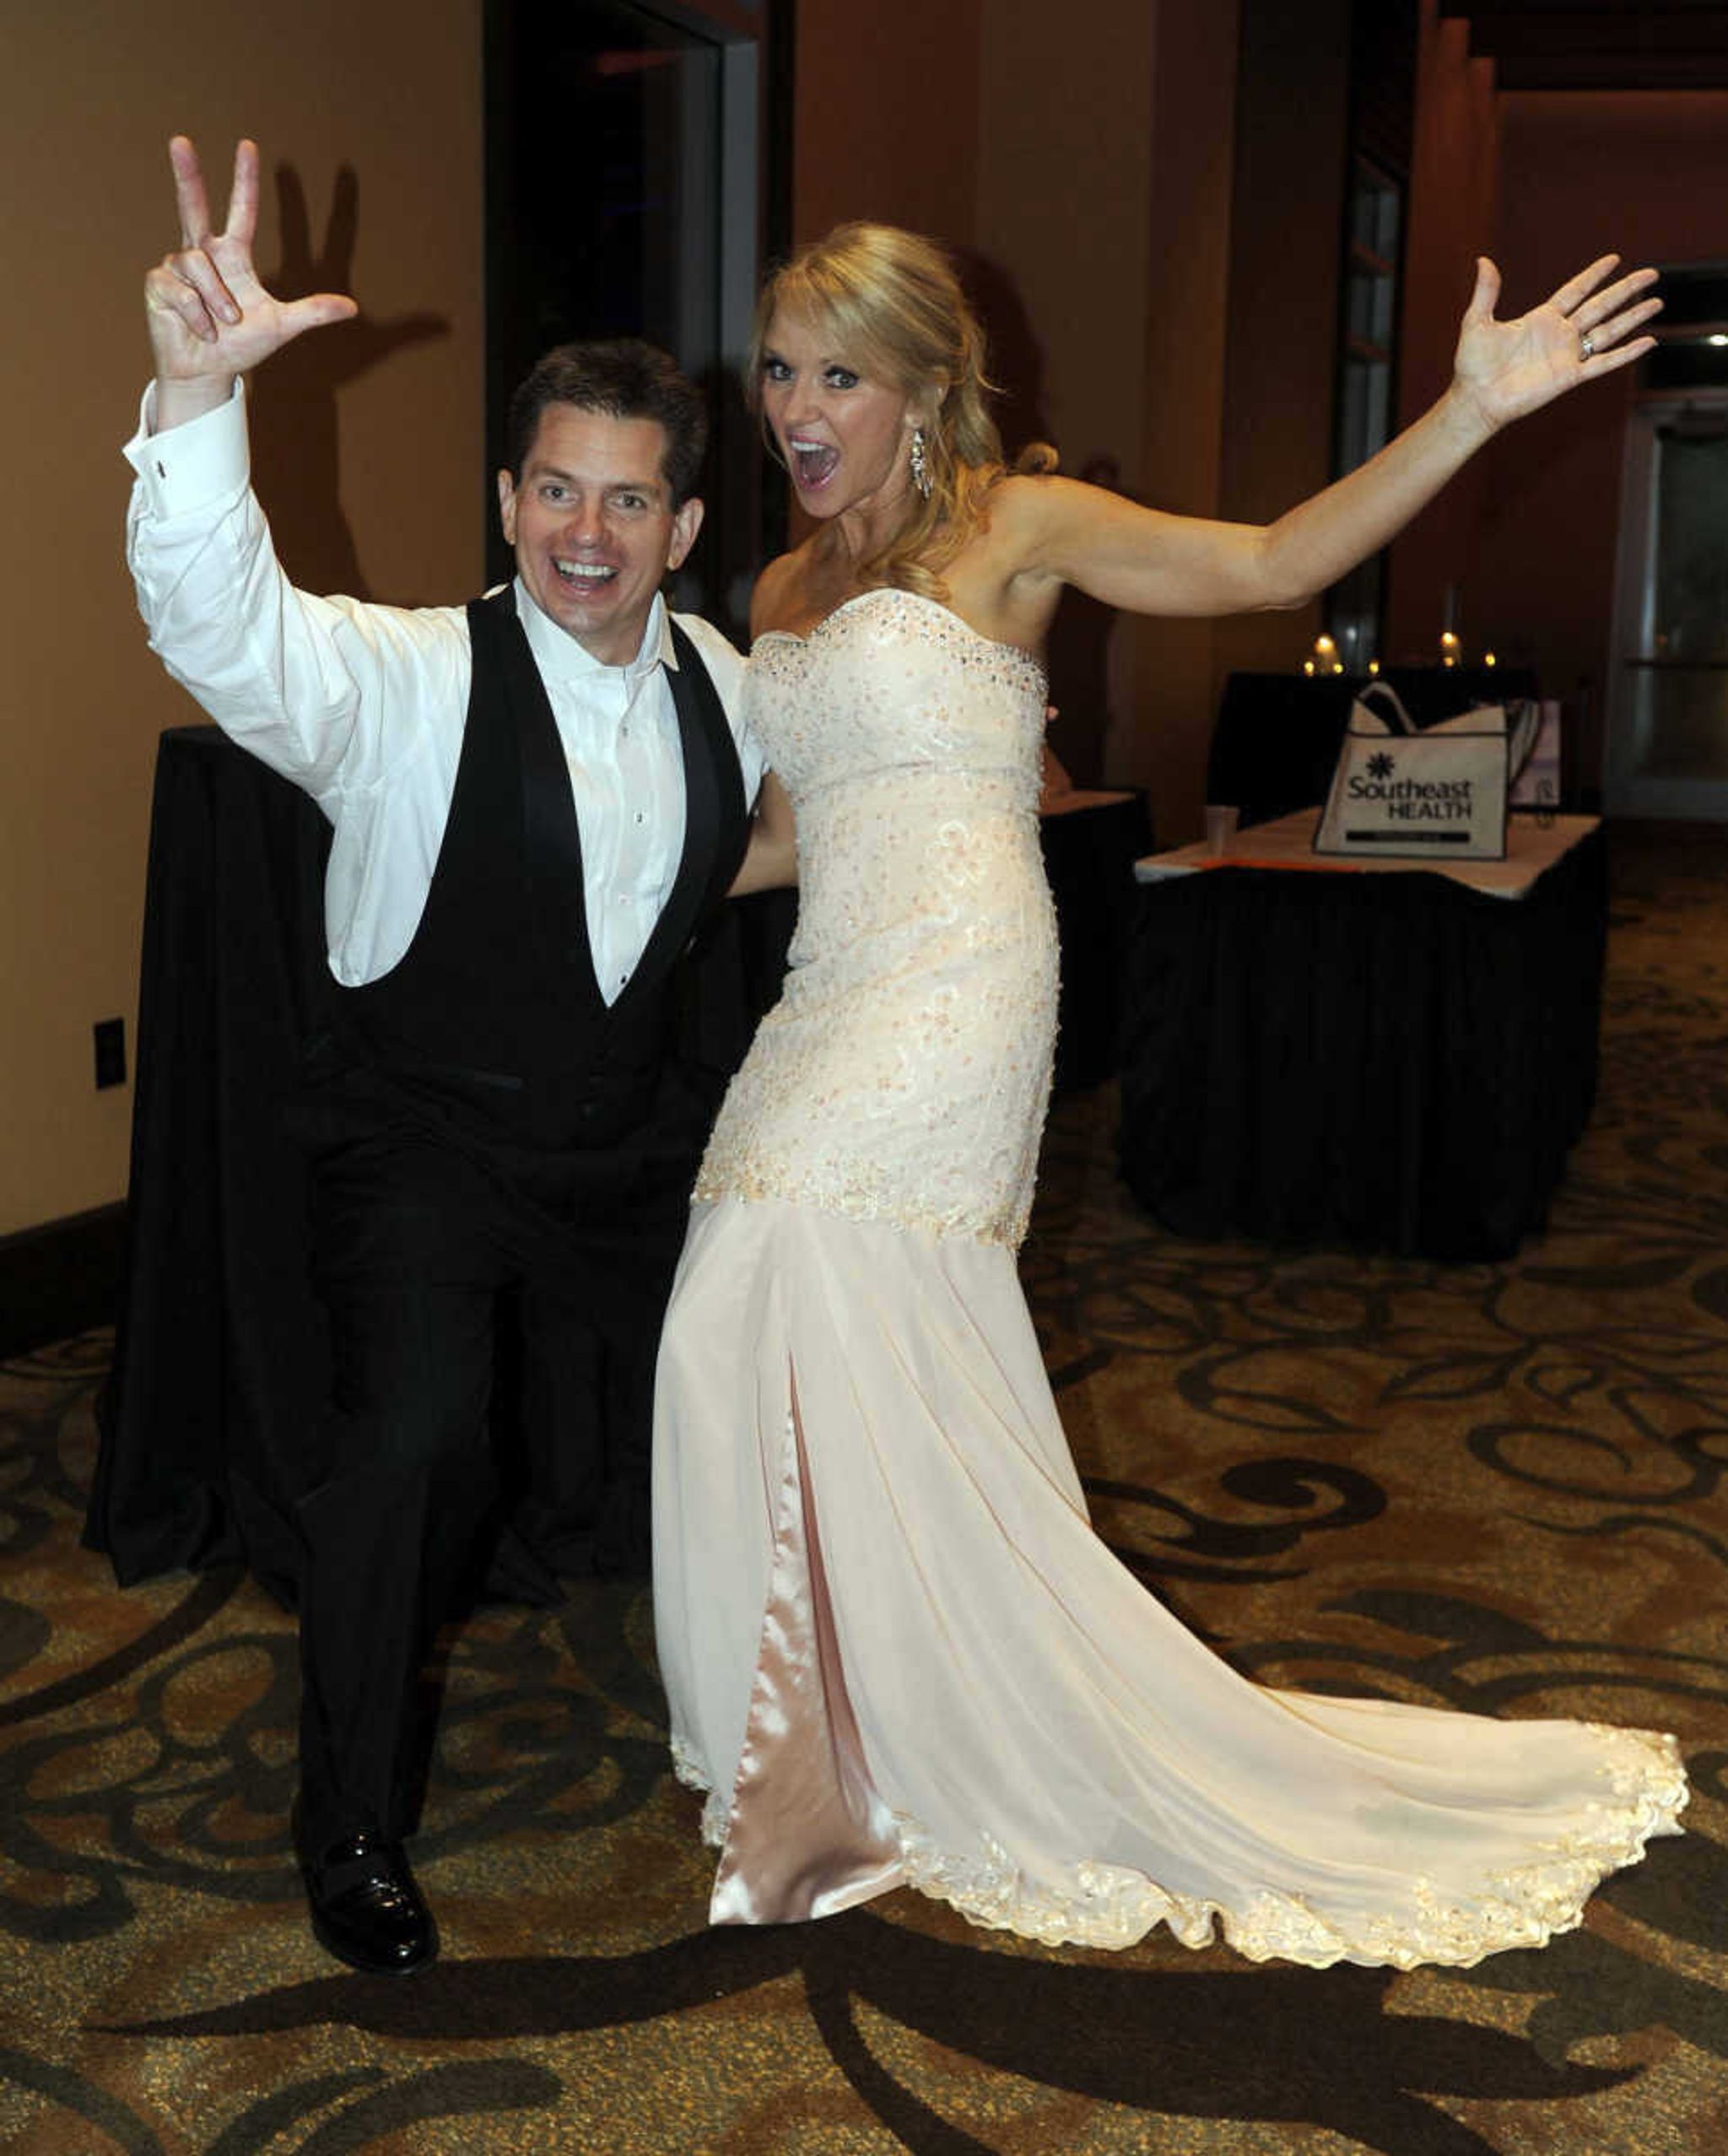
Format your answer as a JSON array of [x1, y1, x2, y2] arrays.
[[652, 222, 1688, 1965]]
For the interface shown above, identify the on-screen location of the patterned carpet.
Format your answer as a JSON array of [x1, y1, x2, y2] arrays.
[[3, 822, 1726, 2154]]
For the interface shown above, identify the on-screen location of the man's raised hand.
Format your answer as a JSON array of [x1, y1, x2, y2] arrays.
[[145, 138, 358, 430]]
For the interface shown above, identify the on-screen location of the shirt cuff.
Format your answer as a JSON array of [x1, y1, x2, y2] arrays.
[[122, 378, 251, 517]]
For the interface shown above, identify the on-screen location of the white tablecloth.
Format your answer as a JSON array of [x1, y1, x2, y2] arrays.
[[1134, 808, 1600, 901]]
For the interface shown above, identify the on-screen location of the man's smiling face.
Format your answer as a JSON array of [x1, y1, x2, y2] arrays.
[[496, 403, 703, 663]]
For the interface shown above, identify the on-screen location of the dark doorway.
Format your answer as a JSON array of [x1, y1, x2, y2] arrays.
[[484, 0, 789, 640]]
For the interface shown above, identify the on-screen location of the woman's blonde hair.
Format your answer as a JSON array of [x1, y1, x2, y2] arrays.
[[748, 222, 1056, 599]]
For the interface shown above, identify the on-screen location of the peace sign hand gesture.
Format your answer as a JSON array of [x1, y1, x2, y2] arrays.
[[1450, 253, 1661, 434], [145, 137, 357, 426]]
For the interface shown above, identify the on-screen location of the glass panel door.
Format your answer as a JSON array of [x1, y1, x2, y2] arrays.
[[1607, 396, 1728, 819]]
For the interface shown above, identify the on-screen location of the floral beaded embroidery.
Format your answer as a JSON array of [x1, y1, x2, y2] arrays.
[[697, 590, 1058, 1248]]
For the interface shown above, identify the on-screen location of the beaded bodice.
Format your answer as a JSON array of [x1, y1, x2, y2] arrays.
[[694, 588, 1058, 1246]]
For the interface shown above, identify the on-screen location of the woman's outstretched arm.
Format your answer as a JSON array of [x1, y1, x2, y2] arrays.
[[1007, 254, 1660, 623]]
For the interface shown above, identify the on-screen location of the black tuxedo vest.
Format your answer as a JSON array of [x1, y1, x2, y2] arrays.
[[321, 587, 748, 1156]]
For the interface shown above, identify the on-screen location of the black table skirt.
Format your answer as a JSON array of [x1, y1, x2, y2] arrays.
[[1117, 823, 1606, 1260], [86, 731, 1142, 1597], [84, 729, 794, 1602], [87, 729, 334, 1597], [1040, 792, 1154, 1091]]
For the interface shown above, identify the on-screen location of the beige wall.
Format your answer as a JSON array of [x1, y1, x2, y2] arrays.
[[792, 0, 983, 244], [975, 0, 1160, 791], [793, 0, 1268, 832], [974, 0, 1158, 479], [0, 1, 484, 1236], [1111, 0, 1244, 828]]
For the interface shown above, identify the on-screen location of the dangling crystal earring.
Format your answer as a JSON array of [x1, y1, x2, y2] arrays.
[[910, 425, 932, 500]]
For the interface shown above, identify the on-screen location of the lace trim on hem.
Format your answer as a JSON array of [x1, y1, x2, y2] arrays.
[[888, 1727, 1688, 1967], [669, 1732, 731, 1851], [670, 1726, 1686, 1967]]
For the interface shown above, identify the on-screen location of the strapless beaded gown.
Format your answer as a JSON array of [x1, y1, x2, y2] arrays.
[[651, 586, 1686, 1964]]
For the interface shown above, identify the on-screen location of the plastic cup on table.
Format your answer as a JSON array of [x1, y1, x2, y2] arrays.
[[1203, 804, 1239, 856]]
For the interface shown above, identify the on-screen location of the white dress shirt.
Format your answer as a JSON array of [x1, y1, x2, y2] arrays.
[[124, 384, 764, 1002]]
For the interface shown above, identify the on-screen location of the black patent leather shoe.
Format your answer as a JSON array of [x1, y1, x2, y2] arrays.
[[294, 1813, 438, 1975]]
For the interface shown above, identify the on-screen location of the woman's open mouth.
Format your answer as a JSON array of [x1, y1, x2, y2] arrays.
[[789, 438, 839, 490]]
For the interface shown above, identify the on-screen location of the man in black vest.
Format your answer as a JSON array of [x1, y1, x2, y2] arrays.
[[127, 137, 792, 1974]]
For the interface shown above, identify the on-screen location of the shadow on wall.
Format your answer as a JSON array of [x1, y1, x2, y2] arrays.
[[954, 247, 1134, 790], [246, 159, 451, 599]]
